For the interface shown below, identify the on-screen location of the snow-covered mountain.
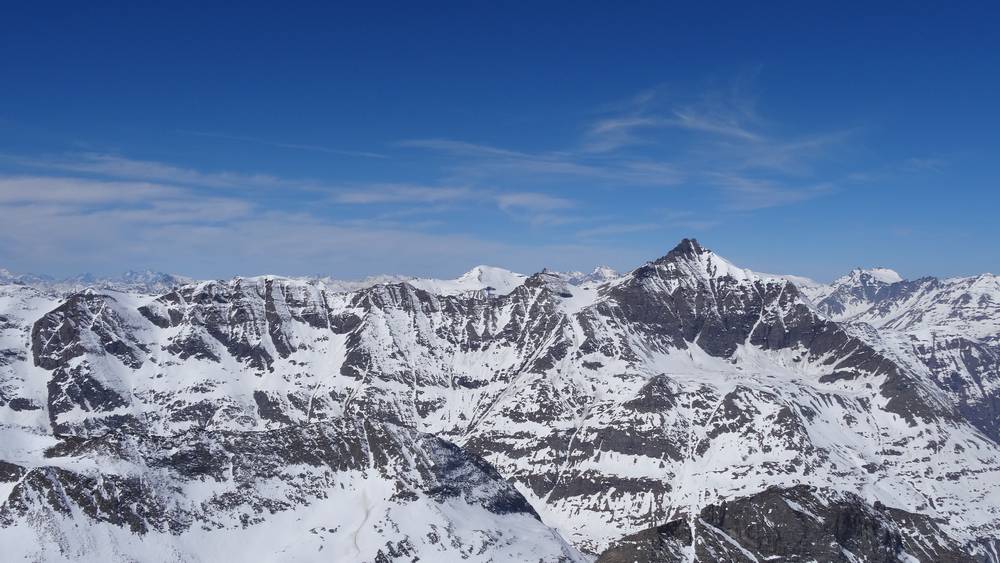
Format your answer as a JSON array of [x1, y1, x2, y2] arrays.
[[810, 267, 905, 318], [0, 269, 194, 296], [315, 265, 527, 296], [1, 239, 998, 562], [0, 268, 58, 288], [803, 266, 1000, 447], [555, 266, 621, 286]]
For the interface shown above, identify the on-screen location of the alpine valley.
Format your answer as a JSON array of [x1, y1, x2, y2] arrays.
[[1, 239, 998, 562]]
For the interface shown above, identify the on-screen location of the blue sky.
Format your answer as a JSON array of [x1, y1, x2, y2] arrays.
[[1, 2, 998, 281]]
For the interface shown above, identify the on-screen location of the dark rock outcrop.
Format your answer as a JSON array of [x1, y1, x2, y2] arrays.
[[597, 485, 979, 563]]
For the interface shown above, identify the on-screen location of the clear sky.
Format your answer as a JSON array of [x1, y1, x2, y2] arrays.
[[1, 2, 998, 281]]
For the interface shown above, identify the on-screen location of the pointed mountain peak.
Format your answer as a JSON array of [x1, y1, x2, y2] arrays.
[[662, 238, 708, 261], [526, 268, 564, 285], [582, 265, 620, 283], [838, 267, 903, 286], [399, 265, 527, 296], [641, 238, 757, 284], [652, 238, 718, 268], [457, 265, 518, 282]]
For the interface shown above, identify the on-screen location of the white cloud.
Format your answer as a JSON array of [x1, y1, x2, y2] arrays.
[[397, 139, 529, 160], [400, 138, 683, 187], [669, 109, 762, 141], [0, 72, 864, 278], [0, 175, 183, 204], [495, 192, 574, 212], [710, 174, 833, 210], [0, 176, 648, 278], [575, 77, 859, 215], [401, 75, 847, 212], [901, 156, 948, 172], [583, 116, 662, 152], [331, 184, 479, 204], [8, 153, 296, 190]]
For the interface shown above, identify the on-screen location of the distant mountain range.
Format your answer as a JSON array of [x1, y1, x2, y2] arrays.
[[0, 240, 997, 561], [0, 268, 194, 295], [0, 264, 623, 297]]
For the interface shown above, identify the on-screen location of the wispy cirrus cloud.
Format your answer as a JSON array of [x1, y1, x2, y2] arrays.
[[495, 191, 574, 212], [846, 154, 951, 186], [0, 175, 184, 205], [399, 138, 610, 179], [330, 182, 577, 225], [901, 156, 948, 172], [397, 72, 852, 224], [0, 173, 648, 279], [582, 78, 764, 153], [583, 82, 843, 170], [396, 139, 529, 160], [669, 108, 762, 141], [5, 150, 584, 227], [182, 130, 387, 159], [0, 175, 254, 221], [577, 76, 856, 214], [5, 152, 294, 190], [576, 210, 719, 240], [582, 116, 664, 153], [399, 138, 684, 187], [330, 183, 479, 204], [581, 111, 762, 153], [494, 192, 577, 226], [710, 174, 834, 211], [328, 182, 573, 210], [0, 71, 872, 277]]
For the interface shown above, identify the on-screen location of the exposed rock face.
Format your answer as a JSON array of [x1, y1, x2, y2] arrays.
[[1, 239, 999, 560], [31, 291, 149, 435], [597, 485, 981, 563]]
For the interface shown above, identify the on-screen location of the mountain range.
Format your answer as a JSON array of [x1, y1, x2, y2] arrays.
[[0, 239, 997, 562]]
